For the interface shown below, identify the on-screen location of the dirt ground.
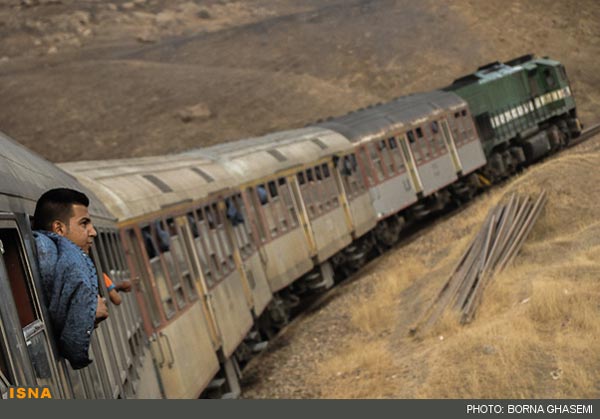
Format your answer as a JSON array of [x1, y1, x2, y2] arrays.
[[0, 0, 598, 162], [1, 0, 598, 399]]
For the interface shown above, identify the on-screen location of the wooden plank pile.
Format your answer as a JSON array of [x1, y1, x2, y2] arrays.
[[410, 190, 548, 335]]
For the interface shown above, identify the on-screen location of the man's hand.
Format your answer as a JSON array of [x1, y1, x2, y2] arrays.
[[95, 295, 109, 325], [116, 280, 132, 293]]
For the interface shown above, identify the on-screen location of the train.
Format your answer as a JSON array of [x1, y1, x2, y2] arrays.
[[0, 54, 581, 398]]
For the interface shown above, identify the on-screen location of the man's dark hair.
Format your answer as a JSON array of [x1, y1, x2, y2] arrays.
[[33, 188, 90, 231]]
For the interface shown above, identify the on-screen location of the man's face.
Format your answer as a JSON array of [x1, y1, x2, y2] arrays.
[[57, 204, 97, 253]]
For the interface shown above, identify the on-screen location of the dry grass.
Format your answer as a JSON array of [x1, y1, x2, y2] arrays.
[[305, 138, 600, 399]]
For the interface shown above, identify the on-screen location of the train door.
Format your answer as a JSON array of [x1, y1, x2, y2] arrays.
[[0, 219, 64, 397]]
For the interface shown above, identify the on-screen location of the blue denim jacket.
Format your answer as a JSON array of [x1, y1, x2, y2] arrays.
[[34, 231, 98, 369]]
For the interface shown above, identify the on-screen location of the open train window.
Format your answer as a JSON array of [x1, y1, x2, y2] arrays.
[[167, 218, 197, 302], [0, 228, 37, 327], [126, 229, 161, 327], [142, 224, 176, 319], [0, 225, 58, 390], [407, 131, 415, 143], [267, 180, 278, 198]]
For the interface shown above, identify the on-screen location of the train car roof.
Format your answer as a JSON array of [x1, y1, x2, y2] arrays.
[[314, 90, 466, 143], [184, 126, 353, 182], [59, 154, 236, 223], [0, 131, 115, 224]]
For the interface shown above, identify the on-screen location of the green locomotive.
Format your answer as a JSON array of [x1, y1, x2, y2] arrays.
[[445, 54, 582, 182]]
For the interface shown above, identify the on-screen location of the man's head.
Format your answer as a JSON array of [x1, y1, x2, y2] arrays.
[[33, 188, 97, 253]]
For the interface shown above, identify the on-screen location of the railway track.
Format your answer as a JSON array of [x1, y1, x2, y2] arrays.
[[571, 122, 600, 146]]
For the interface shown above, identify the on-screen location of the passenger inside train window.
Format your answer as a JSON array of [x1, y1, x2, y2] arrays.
[[226, 198, 244, 226], [257, 184, 268, 205], [32, 188, 109, 369], [142, 226, 158, 258], [155, 220, 170, 251]]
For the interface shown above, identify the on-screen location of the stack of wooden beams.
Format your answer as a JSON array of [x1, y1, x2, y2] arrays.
[[410, 190, 548, 335]]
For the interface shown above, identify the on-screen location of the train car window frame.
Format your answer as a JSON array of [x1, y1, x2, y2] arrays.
[[357, 146, 375, 186], [0, 221, 62, 394], [246, 186, 269, 244], [159, 218, 187, 311], [387, 137, 406, 174], [367, 141, 386, 182], [125, 229, 163, 329], [196, 207, 224, 283], [166, 218, 198, 303], [189, 210, 217, 288], [277, 178, 299, 229], [141, 224, 177, 319], [209, 202, 236, 274]]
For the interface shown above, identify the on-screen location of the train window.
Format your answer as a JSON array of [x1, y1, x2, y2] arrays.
[[357, 147, 373, 187], [388, 137, 405, 173], [213, 203, 236, 272], [245, 188, 267, 244], [126, 230, 161, 327], [297, 172, 305, 185], [190, 210, 216, 287], [313, 166, 327, 211], [278, 179, 298, 228], [0, 227, 59, 391], [368, 142, 385, 181], [268, 181, 278, 198], [0, 229, 37, 327], [378, 139, 395, 175], [167, 219, 198, 302], [200, 206, 223, 277], [160, 219, 186, 310], [454, 112, 460, 118], [544, 69, 555, 87], [407, 130, 424, 164], [257, 183, 279, 236], [227, 196, 253, 259], [142, 225, 175, 319], [461, 110, 467, 117], [431, 121, 439, 133], [272, 179, 291, 231]]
